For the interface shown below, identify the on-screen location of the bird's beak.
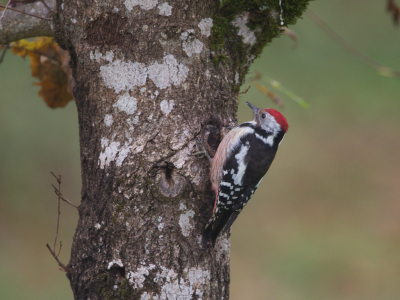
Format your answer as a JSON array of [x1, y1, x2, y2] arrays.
[[246, 102, 260, 118]]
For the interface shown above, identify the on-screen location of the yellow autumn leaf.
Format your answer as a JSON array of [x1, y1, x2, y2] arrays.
[[10, 37, 74, 108]]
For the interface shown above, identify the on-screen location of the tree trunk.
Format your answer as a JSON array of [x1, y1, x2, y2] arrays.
[[49, 0, 310, 298]]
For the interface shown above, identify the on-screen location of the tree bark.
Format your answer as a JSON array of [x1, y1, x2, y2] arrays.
[[4, 0, 309, 298], [0, 1, 54, 44], [57, 1, 235, 298]]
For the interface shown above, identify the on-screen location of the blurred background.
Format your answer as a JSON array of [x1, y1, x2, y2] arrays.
[[1, 0, 400, 299]]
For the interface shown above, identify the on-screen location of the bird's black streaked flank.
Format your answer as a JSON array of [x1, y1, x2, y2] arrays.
[[203, 102, 289, 247]]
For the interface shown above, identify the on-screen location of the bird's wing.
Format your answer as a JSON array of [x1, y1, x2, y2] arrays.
[[210, 125, 255, 192]]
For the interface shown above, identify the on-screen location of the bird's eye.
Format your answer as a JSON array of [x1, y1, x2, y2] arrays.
[[261, 113, 266, 119]]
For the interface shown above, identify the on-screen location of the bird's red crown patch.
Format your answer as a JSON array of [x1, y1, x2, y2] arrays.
[[265, 108, 289, 132]]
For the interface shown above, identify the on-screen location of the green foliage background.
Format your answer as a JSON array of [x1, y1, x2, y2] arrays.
[[1, 1, 400, 299]]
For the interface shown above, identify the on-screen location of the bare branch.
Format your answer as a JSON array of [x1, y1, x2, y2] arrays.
[[0, 0, 13, 22], [50, 170, 61, 184], [238, 85, 251, 96], [0, 0, 55, 45], [50, 171, 62, 253], [46, 243, 68, 272], [56, 241, 62, 258], [52, 184, 79, 210], [0, 5, 52, 21], [46, 172, 70, 272]]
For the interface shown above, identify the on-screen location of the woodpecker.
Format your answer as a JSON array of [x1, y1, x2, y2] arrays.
[[203, 102, 288, 247]]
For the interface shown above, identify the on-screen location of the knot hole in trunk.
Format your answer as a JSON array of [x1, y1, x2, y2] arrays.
[[157, 165, 186, 198]]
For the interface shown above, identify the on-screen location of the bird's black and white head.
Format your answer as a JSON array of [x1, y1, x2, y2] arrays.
[[246, 102, 289, 134]]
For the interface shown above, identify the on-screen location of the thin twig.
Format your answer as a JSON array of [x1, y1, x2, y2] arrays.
[[306, 9, 400, 78], [51, 172, 61, 253], [52, 185, 79, 210], [54, 191, 60, 254], [46, 243, 68, 272], [0, 0, 12, 21], [46, 172, 69, 272], [238, 85, 251, 96], [50, 171, 61, 184], [50, 171, 79, 210], [39, 0, 51, 12], [0, 44, 9, 64], [56, 241, 62, 258], [0, 4, 53, 21]]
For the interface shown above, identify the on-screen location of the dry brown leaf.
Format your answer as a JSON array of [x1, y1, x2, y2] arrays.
[[387, 0, 400, 26], [10, 37, 74, 108]]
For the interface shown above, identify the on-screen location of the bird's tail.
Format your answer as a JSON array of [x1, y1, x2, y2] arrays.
[[202, 219, 214, 249], [202, 210, 232, 248]]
